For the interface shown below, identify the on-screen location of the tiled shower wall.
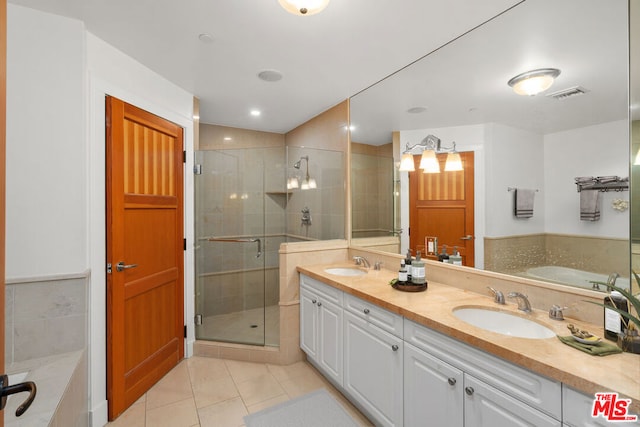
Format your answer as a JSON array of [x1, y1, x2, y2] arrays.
[[484, 233, 629, 277], [5, 274, 88, 364]]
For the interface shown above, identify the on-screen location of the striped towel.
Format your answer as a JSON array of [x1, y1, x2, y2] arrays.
[[514, 189, 535, 218], [580, 189, 601, 221]]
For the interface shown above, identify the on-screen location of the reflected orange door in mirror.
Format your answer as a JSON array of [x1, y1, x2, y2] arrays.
[[409, 152, 474, 267]]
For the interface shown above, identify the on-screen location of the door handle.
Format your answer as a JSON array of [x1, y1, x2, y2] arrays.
[[460, 235, 474, 240], [116, 262, 138, 272], [0, 374, 37, 417]]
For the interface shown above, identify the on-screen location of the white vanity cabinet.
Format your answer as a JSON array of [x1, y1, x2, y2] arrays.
[[343, 295, 404, 427], [562, 385, 639, 427], [404, 319, 562, 427], [299, 274, 344, 386], [404, 342, 464, 427]]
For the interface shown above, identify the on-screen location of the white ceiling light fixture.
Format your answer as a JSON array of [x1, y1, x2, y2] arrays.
[[399, 134, 463, 173], [278, 0, 330, 16], [507, 68, 561, 96]]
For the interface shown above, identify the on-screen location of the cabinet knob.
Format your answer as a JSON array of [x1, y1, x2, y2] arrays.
[[448, 377, 456, 386], [311, 299, 317, 304], [391, 344, 399, 351], [465, 387, 474, 396], [363, 308, 370, 314], [317, 301, 322, 307]]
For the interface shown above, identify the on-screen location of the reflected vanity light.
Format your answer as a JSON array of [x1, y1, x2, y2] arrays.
[[508, 68, 561, 96], [399, 134, 463, 173]]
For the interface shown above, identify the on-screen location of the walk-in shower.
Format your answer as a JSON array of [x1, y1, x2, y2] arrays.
[[194, 144, 344, 347]]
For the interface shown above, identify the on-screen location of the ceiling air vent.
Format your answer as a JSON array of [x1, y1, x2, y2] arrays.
[[546, 86, 589, 100]]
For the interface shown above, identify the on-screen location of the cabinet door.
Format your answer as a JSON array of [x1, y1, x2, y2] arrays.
[[464, 375, 561, 427], [562, 386, 638, 427], [344, 311, 403, 427], [404, 343, 463, 427], [318, 299, 343, 386], [300, 286, 318, 360]]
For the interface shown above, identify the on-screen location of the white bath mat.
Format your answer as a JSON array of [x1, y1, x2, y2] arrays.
[[244, 389, 360, 427]]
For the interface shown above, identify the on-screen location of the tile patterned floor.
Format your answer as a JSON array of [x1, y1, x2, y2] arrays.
[[106, 356, 373, 427], [197, 306, 280, 347]]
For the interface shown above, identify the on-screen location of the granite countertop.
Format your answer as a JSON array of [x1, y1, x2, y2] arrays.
[[297, 263, 640, 412]]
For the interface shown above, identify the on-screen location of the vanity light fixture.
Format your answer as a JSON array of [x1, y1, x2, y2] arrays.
[[279, 0, 330, 16], [399, 134, 463, 173], [508, 68, 561, 96], [292, 155, 317, 190]]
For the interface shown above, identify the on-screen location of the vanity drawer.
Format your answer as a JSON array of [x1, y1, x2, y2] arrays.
[[300, 274, 343, 306], [404, 319, 561, 420], [344, 293, 403, 339]]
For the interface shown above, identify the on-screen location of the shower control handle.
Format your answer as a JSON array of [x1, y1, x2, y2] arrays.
[[116, 262, 138, 272]]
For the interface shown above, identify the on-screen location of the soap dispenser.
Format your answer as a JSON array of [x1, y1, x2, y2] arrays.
[[438, 245, 449, 263], [404, 249, 413, 281], [411, 251, 426, 285], [449, 246, 462, 266]]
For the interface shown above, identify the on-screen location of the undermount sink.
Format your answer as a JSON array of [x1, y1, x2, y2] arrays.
[[453, 307, 555, 339], [324, 267, 367, 277]]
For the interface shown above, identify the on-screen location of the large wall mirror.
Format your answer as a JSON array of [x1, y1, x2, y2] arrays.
[[350, 0, 635, 292]]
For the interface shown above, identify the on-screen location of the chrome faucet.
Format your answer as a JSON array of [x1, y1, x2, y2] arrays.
[[353, 256, 371, 269], [508, 292, 532, 313], [606, 272, 620, 287], [487, 287, 505, 304]]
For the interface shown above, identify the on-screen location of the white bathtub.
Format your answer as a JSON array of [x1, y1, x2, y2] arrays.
[[523, 266, 630, 290]]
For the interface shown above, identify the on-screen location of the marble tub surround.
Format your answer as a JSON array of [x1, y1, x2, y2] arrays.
[[297, 263, 640, 413], [484, 233, 629, 277], [5, 273, 88, 364], [4, 350, 87, 426]]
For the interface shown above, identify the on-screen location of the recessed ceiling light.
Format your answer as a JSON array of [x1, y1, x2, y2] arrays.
[[407, 107, 427, 114], [250, 110, 261, 117], [224, 137, 232, 141], [257, 70, 283, 82], [198, 33, 214, 43]]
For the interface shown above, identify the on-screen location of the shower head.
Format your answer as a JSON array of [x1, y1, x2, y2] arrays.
[[293, 155, 308, 169]]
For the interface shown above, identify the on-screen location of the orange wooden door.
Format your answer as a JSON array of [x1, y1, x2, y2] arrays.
[[0, 0, 6, 424], [409, 152, 475, 266], [106, 96, 184, 420]]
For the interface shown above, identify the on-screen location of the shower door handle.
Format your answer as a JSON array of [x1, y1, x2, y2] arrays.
[[208, 237, 262, 258], [0, 374, 37, 417]]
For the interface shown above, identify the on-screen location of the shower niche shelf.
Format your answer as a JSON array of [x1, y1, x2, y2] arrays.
[[266, 191, 293, 208]]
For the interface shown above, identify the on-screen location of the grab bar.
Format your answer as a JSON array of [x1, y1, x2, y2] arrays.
[[207, 237, 262, 258]]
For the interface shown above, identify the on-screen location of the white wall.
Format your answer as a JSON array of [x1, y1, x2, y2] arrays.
[[544, 119, 629, 238], [484, 123, 545, 236], [7, 6, 195, 426], [6, 5, 86, 279], [87, 33, 195, 426]]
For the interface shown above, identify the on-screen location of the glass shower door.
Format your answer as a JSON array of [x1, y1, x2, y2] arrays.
[[194, 149, 266, 346]]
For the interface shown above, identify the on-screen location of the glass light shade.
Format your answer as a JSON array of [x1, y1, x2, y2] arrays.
[[288, 177, 299, 189], [444, 152, 463, 171], [308, 178, 317, 189], [419, 150, 440, 173], [301, 180, 309, 190], [399, 153, 415, 171], [508, 68, 560, 96], [278, 0, 330, 16]]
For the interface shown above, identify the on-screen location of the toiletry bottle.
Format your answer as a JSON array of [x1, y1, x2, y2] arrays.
[[449, 246, 462, 266], [411, 251, 426, 285], [604, 291, 628, 341], [398, 260, 408, 286], [405, 249, 413, 282], [438, 245, 449, 263]]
